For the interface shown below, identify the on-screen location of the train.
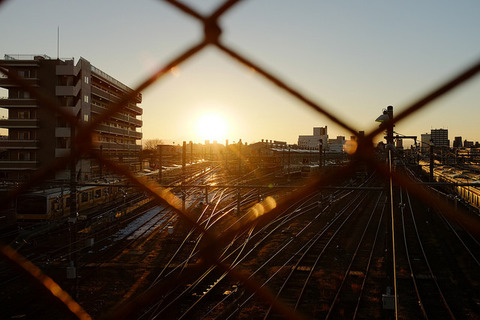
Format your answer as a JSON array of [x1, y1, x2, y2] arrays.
[[301, 164, 321, 177], [15, 170, 161, 222], [15, 162, 209, 222], [15, 180, 131, 221], [420, 161, 480, 212]]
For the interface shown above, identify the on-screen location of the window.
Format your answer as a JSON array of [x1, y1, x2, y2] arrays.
[[17, 110, 33, 119], [18, 131, 30, 140], [83, 114, 89, 122], [84, 95, 89, 103], [84, 76, 89, 84], [81, 192, 88, 203], [18, 151, 31, 161]]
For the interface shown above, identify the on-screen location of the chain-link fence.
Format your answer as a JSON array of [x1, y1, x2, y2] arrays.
[[1, 1, 480, 319]]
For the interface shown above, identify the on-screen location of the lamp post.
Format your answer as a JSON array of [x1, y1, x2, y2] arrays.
[[376, 105, 398, 318], [429, 139, 434, 182], [318, 139, 323, 167], [375, 105, 394, 148]]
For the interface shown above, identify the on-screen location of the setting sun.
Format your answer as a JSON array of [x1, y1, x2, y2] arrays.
[[195, 113, 228, 142]]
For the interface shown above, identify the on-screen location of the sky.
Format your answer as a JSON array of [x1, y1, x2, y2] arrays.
[[1, 0, 480, 146]]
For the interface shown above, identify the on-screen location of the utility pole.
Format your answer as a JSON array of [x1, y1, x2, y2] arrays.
[[238, 140, 242, 175], [429, 140, 434, 182], [319, 139, 323, 168], [182, 141, 186, 211], [189, 141, 193, 165], [157, 145, 163, 183], [236, 187, 241, 214], [386, 106, 394, 145], [225, 139, 228, 171], [67, 122, 78, 297], [99, 144, 103, 177], [287, 148, 291, 181]]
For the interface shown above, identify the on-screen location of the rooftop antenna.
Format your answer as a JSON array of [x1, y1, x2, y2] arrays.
[[57, 26, 59, 59]]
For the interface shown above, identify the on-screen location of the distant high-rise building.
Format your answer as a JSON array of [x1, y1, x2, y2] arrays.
[[298, 126, 328, 150], [453, 136, 463, 148], [0, 54, 143, 182], [431, 129, 449, 148], [421, 133, 431, 154], [313, 127, 327, 136]]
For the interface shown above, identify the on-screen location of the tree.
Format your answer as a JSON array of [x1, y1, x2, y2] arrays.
[[140, 139, 164, 168], [143, 138, 164, 151]]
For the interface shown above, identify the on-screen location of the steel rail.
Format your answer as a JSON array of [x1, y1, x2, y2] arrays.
[[324, 191, 384, 319], [352, 199, 387, 319], [159, 181, 347, 319], [263, 188, 370, 318], [404, 189, 456, 320]]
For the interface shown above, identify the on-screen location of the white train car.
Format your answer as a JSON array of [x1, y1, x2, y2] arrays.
[[15, 183, 124, 221], [422, 161, 480, 212]]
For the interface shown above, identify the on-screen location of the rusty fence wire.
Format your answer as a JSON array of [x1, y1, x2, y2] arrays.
[[1, 0, 480, 319]]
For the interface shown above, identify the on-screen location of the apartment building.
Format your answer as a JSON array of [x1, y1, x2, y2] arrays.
[[420, 133, 431, 154], [0, 54, 142, 182], [298, 126, 328, 150], [430, 128, 449, 148]]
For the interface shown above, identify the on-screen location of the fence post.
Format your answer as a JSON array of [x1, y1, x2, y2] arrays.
[[429, 141, 434, 182], [182, 141, 186, 212], [157, 145, 163, 183]]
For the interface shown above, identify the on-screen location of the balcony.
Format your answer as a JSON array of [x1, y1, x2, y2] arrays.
[[0, 98, 38, 108], [131, 131, 142, 139], [0, 119, 39, 129], [96, 124, 123, 136], [91, 104, 142, 126], [55, 80, 81, 97], [91, 65, 142, 103], [91, 86, 116, 103], [91, 87, 142, 115], [56, 64, 75, 76], [0, 161, 38, 170], [96, 142, 142, 152], [126, 103, 142, 115], [0, 140, 40, 149], [0, 77, 39, 87], [95, 124, 143, 139]]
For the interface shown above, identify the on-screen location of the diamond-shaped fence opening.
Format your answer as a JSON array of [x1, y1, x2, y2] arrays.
[[1, 1, 480, 319]]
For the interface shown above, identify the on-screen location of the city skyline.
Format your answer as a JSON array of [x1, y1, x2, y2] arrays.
[[1, 0, 480, 145]]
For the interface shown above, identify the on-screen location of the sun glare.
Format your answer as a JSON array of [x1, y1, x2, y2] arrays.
[[195, 113, 228, 143]]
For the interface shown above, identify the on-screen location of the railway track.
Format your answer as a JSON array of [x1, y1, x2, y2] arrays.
[[264, 189, 373, 318], [128, 170, 296, 319], [175, 169, 480, 320], [324, 191, 386, 319], [163, 178, 365, 319], [2, 164, 480, 319], [398, 188, 455, 319]]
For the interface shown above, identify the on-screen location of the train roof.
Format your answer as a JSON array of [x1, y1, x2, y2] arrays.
[[17, 181, 120, 198]]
